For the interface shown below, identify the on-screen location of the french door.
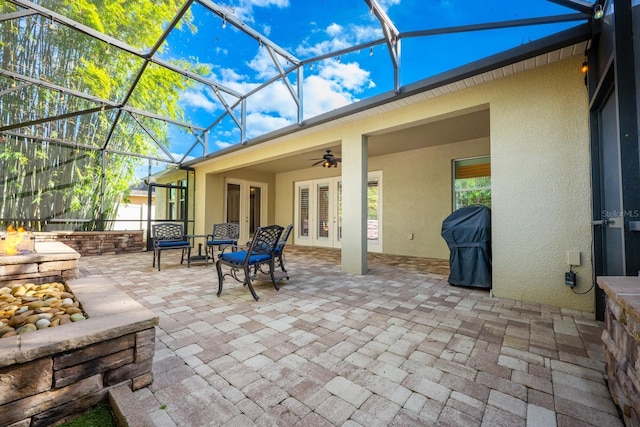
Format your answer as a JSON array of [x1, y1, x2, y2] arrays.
[[294, 172, 382, 251], [225, 179, 267, 243], [295, 179, 341, 248]]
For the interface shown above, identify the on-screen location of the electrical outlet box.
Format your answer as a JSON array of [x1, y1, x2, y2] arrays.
[[565, 271, 576, 288], [408, 233, 414, 240], [567, 251, 581, 266]]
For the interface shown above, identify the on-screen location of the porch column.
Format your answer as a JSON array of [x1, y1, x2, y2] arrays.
[[341, 134, 368, 274]]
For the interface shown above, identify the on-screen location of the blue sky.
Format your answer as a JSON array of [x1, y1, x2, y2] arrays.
[[146, 0, 592, 164]]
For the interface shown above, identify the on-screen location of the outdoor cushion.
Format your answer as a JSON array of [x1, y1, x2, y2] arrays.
[[220, 250, 271, 265], [207, 239, 236, 246], [157, 240, 190, 248]]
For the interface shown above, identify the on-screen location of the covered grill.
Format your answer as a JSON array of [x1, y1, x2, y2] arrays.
[[441, 205, 492, 289]]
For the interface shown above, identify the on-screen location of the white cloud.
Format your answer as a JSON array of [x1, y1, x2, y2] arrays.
[[302, 74, 356, 118], [245, 80, 297, 118], [213, 139, 234, 149], [222, 0, 289, 23], [245, 112, 293, 139], [326, 23, 342, 37], [180, 91, 217, 112], [248, 0, 289, 7], [296, 23, 382, 58], [246, 48, 279, 80], [378, 0, 401, 10], [318, 61, 373, 93], [179, 6, 379, 144]]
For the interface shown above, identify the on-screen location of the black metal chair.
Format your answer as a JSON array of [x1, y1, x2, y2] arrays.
[[152, 223, 191, 271], [205, 222, 239, 266], [215, 224, 283, 301], [274, 224, 293, 279]]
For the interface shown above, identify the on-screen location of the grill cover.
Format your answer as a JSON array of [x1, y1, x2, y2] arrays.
[[441, 205, 491, 288]]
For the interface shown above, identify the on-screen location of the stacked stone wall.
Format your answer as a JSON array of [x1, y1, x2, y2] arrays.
[[597, 277, 640, 427], [0, 241, 79, 286], [34, 231, 144, 256], [0, 275, 158, 427], [0, 328, 155, 426]]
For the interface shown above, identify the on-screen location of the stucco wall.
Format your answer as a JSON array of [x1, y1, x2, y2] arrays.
[[192, 55, 593, 312], [197, 169, 276, 236], [489, 57, 592, 311], [372, 138, 490, 259]]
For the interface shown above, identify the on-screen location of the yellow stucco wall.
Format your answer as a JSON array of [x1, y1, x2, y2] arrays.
[[489, 58, 592, 311], [191, 55, 593, 312], [371, 138, 490, 259]]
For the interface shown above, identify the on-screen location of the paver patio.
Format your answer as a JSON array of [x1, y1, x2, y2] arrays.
[[78, 246, 622, 426]]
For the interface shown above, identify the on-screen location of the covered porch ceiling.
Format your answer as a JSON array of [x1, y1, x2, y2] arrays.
[[241, 107, 490, 174]]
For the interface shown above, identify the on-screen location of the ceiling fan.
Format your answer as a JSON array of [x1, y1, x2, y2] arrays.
[[310, 150, 341, 168]]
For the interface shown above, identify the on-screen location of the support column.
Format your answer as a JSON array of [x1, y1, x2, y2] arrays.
[[341, 134, 368, 274]]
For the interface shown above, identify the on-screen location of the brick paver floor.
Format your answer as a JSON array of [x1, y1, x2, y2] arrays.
[[78, 246, 622, 426]]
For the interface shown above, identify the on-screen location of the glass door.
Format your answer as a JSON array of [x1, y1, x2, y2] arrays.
[[225, 179, 266, 243], [295, 173, 381, 250], [295, 183, 311, 244], [295, 179, 338, 247]]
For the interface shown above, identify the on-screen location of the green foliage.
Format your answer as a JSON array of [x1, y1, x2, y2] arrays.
[[368, 185, 378, 220], [0, 1, 207, 230], [59, 401, 115, 427], [454, 177, 492, 209]]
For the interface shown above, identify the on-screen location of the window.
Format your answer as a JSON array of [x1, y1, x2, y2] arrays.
[[178, 179, 186, 220], [168, 187, 176, 220], [167, 181, 187, 220], [453, 156, 491, 210], [368, 177, 379, 242], [298, 186, 309, 237]]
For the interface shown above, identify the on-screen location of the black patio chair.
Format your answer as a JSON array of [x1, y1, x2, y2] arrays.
[[274, 224, 293, 278], [152, 223, 191, 271], [205, 222, 239, 266], [215, 224, 283, 301]]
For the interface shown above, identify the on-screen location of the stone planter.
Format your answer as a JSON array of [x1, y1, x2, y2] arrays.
[[34, 231, 145, 257], [0, 276, 158, 426], [597, 276, 640, 427]]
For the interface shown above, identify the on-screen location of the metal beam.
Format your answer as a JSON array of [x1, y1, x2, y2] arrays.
[[6, 0, 148, 57], [149, 0, 195, 56], [120, 106, 206, 131], [0, 82, 32, 97], [0, 105, 114, 132], [197, 0, 301, 65], [152, 57, 242, 98], [0, 9, 37, 22], [301, 39, 385, 66], [128, 112, 178, 163], [264, 44, 299, 109], [0, 69, 118, 107], [545, 0, 595, 15], [364, 0, 401, 90], [5, 0, 242, 99], [1, 130, 177, 163], [402, 13, 587, 39]]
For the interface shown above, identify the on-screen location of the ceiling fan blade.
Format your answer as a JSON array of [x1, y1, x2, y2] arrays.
[[311, 160, 324, 166]]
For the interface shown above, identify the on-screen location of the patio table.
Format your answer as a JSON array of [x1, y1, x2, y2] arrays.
[[186, 234, 209, 264]]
